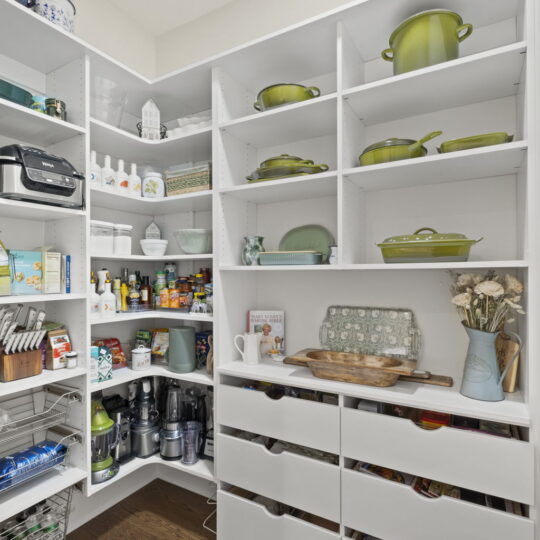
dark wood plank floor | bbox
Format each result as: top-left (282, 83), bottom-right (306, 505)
top-left (68, 480), bottom-right (215, 540)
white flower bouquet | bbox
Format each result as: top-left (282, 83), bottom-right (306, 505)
top-left (451, 272), bottom-right (525, 332)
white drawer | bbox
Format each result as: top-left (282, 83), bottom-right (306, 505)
top-left (341, 408), bottom-right (534, 504)
top-left (217, 490), bottom-right (340, 540)
top-left (219, 384), bottom-right (340, 452)
top-left (217, 433), bottom-right (340, 522)
top-left (342, 468), bottom-right (534, 540)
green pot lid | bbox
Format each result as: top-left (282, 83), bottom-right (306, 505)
top-left (256, 83), bottom-right (309, 98)
top-left (361, 137), bottom-right (418, 155)
top-left (388, 10), bottom-right (464, 45)
top-left (379, 227), bottom-right (474, 245)
top-left (91, 401), bottom-right (115, 433)
top-left (260, 154), bottom-right (313, 168)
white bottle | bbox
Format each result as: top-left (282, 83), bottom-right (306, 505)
top-left (129, 163), bottom-right (142, 198)
top-left (101, 155), bottom-right (116, 191)
top-left (90, 272), bottom-right (100, 318)
top-left (90, 151), bottom-right (102, 187)
top-left (116, 159), bottom-right (130, 195)
top-left (99, 273), bottom-right (116, 318)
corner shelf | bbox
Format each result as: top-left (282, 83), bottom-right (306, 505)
top-left (90, 311), bottom-right (213, 325)
top-left (0, 199), bottom-right (85, 221)
top-left (0, 293), bottom-right (86, 305)
top-left (91, 253), bottom-right (212, 262)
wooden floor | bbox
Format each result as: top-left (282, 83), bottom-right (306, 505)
top-left (68, 480), bottom-right (215, 540)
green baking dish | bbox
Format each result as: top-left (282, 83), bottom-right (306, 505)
top-left (377, 227), bottom-right (482, 263)
top-left (254, 84), bottom-right (320, 111)
top-left (259, 251), bottom-right (323, 265)
top-left (247, 154), bottom-right (329, 182)
top-left (438, 132), bottom-right (514, 153)
top-left (0, 79), bottom-right (33, 108)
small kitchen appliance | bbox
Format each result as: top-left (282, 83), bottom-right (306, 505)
top-left (182, 386), bottom-right (207, 459)
top-left (131, 378), bottom-right (160, 458)
top-left (0, 144), bottom-right (84, 208)
top-left (160, 383), bottom-right (183, 461)
top-left (102, 394), bottom-right (133, 464)
top-left (90, 400), bottom-right (120, 484)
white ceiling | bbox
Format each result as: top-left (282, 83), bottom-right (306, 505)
top-left (110, 0), bottom-right (235, 36)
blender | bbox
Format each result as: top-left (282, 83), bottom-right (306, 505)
top-left (160, 383), bottom-right (183, 461)
top-left (91, 400), bottom-right (120, 484)
top-left (131, 378), bottom-right (160, 458)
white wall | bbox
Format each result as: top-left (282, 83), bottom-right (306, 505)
top-left (74, 0), bottom-right (156, 77)
top-left (155, 0), bottom-right (353, 75)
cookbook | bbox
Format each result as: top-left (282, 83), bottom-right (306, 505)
top-left (248, 310), bottom-right (285, 357)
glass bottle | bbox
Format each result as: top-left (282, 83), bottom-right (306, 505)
top-left (242, 236), bottom-right (265, 265)
top-left (113, 278), bottom-right (122, 312)
top-left (154, 271), bottom-right (167, 309)
top-left (127, 274), bottom-right (141, 312)
top-left (99, 272), bottom-right (116, 318)
top-left (90, 271), bottom-right (100, 316)
top-left (140, 276), bottom-right (152, 310)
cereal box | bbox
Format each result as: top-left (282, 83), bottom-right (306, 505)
top-left (9, 250), bottom-right (42, 295)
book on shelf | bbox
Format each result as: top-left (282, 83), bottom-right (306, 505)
top-left (247, 310), bottom-right (285, 358)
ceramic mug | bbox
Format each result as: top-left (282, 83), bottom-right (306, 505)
top-left (234, 333), bottom-right (261, 365)
top-left (131, 346), bottom-right (151, 371)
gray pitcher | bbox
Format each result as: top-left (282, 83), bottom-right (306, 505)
top-left (242, 236), bottom-right (265, 265)
top-left (460, 325), bottom-right (521, 402)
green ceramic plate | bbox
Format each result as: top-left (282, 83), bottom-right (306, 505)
top-left (279, 224), bottom-right (335, 263)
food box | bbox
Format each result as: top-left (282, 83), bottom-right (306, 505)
top-left (90, 345), bottom-right (113, 383)
top-left (0, 239), bottom-right (10, 296)
top-left (165, 162), bottom-right (211, 196)
top-left (42, 251), bottom-right (62, 294)
top-left (92, 337), bottom-right (127, 370)
top-left (9, 250), bottom-right (42, 294)
top-left (46, 328), bottom-right (71, 370)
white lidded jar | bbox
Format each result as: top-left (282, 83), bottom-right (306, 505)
top-left (90, 220), bottom-right (114, 255)
top-left (113, 223), bottom-right (133, 255)
top-left (129, 163), bottom-right (142, 198)
top-left (101, 155), bottom-right (116, 191)
top-left (90, 150), bottom-right (102, 187)
top-left (142, 171), bottom-right (165, 198)
top-left (116, 159), bottom-right (130, 195)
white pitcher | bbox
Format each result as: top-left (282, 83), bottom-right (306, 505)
top-left (234, 333), bottom-right (262, 365)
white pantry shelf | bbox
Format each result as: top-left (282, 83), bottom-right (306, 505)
top-left (90, 311), bottom-right (213, 325)
top-left (343, 41), bottom-right (526, 125)
top-left (90, 118), bottom-right (212, 167)
top-left (91, 366), bottom-right (212, 392)
top-left (220, 93), bottom-right (337, 147)
top-left (0, 198), bottom-right (85, 221)
top-left (0, 367), bottom-right (87, 398)
top-left (0, 466), bottom-right (87, 522)
top-left (90, 188), bottom-right (212, 215)
top-left (219, 171), bottom-right (337, 204)
top-left (91, 253), bottom-right (212, 262)
top-left (218, 360), bottom-right (530, 427)
top-left (0, 293), bottom-right (86, 304)
top-left (0, 97), bottom-right (85, 146)
top-left (343, 141), bottom-right (527, 191)
top-left (87, 455), bottom-right (215, 496)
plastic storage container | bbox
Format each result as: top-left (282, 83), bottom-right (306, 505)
top-left (113, 223), bottom-right (133, 255)
top-left (90, 220), bottom-right (114, 255)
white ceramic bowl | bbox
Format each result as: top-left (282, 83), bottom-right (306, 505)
top-left (34, 0), bottom-right (75, 32)
top-left (140, 239), bottom-right (168, 257)
top-left (173, 229), bottom-right (212, 254)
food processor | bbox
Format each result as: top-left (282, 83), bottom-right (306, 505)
top-left (91, 400), bottom-right (120, 484)
top-left (160, 383), bottom-right (183, 461)
top-left (131, 378), bottom-right (160, 458)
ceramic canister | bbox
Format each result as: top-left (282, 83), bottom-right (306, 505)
top-left (131, 346), bottom-right (151, 371)
top-left (167, 327), bottom-right (196, 373)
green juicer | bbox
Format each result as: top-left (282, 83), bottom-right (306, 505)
top-left (91, 400), bottom-right (120, 484)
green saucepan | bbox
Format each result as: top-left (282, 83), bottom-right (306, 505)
top-left (382, 10), bottom-right (473, 75)
top-left (254, 84), bottom-right (320, 111)
top-left (438, 132), bottom-right (514, 153)
top-left (377, 227), bottom-right (483, 263)
top-left (359, 130), bottom-right (442, 166)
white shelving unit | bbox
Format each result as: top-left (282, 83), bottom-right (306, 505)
top-left (0, 0), bottom-right (538, 538)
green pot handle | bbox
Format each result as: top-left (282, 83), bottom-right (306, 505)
top-left (253, 102), bottom-right (262, 111)
top-left (307, 87), bottom-right (321, 98)
top-left (381, 48), bottom-right (394, 61)
top-left (314, 164), bottom-right (329, 172)
top-left (413, 227), bottom-right (438, 235)
top-left (456, 23), bottom-right (473, 42)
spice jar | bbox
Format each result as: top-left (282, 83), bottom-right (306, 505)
top-left (160, 288), bottom-right (170, 308)
top-left (45, 98), bottom-right (67, 121)
top-left (169, 288), bottom-right (180, 308)
top-left (65, 351), bottom-right (78, 369)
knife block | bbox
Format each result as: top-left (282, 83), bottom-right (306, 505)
top-left (0, 349), bottom-right (42, 382)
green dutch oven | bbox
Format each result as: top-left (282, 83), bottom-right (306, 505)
top-left (377, 227), bottom-right (482, 263)
top-left (260, 154), bottom-right (314, 168)
top-left (254, 83), bottom-right (320, 111)
top-left (438, 132), bottom-right (514, 153)
top-left (359, 130), bottom-right (442, 166)
top-left (247, 154), bottom-right (329, 182)
top-left (382, 10), bottom-right (473, 75)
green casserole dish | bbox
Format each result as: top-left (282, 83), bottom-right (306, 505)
top-left (247, 154), bottom-right (329, 182)
top-left (438, 132), bottom-right (514, 153)
top-left (377, 227), bottom-right (482, 263)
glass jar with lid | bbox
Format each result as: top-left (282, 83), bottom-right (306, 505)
top-left (142, 171), bottom-right (165, 198)
top-left (113, 223), bottom-right (133, 255)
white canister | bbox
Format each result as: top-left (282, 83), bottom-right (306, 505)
top-left (113, 224), bottom-right (133, 255)
top-left (142, 172), bottom-right (165, 198)
top-left (131, 346), bottom-right (151, 371)
top-left (90, 220), bottom-right (114, 255)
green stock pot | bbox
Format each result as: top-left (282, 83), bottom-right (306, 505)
top-left (377, 227), bottom-right (482, 263)
top-left (438, 132), bottom-right (514, 153)
top-left (359, 130), bottom-right (442, 166)
top-left (382, 10), bottom-right (473, 75)
top-left (254, 84), bottom-right (320, 111)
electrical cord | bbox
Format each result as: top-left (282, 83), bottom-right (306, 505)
top-left (202, 489), bottom-right (217, 534)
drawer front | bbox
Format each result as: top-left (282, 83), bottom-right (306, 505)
top-left (341, 408), bottom-right (534, 503)
top-left (342, 469), bottom-right (534, 540)
top-left (217, 433), bottom-right (340, 522)
top-left (219, 385), bottom-right (340, 453)
top-left (217, 490), bottom-right (340, 540)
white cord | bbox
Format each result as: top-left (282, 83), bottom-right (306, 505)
top-left (202, 488), bottom-right (217, 534)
